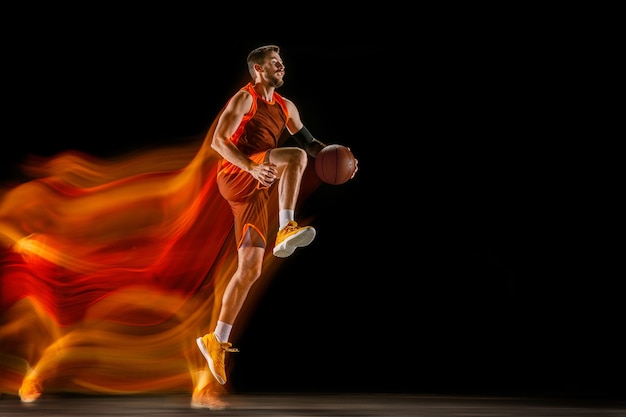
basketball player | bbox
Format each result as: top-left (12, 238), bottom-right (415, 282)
top-left (193, 45), bottom-right (357, 408)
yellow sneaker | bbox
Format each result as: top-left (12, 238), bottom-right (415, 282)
top-left (273, 221), bottom-right (316, 258)
top-left (18, 376), bottom-right (42, 403)
top-left (196, 333), bottom-right (238, 385)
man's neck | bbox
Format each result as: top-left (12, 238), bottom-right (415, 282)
top-left (253, 83), bottom-right (275, 102)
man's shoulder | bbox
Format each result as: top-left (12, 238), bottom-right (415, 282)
top-left (230, 88), bottom-right (254, 105)
top-left (274, 92), bottom-right (292, 107)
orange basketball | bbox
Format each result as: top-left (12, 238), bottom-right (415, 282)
top-left (315, 144), bottom-right (357, 185)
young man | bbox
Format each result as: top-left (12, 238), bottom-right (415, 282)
top-left (195, 45), bottom-right (357, 395)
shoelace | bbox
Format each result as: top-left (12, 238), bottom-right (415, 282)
top-left (220, 343), bottom-right (239, 353)
top-left (282, 222), bottom-right (299, 233)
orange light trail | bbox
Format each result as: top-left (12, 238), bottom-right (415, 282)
top-left (0, 122), bottom-right (321, 398)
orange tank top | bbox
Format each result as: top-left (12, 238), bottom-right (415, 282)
top-left (219, 83), bottom-right (289, 175)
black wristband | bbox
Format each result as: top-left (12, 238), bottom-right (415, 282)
top-left (292, 126), bottom-right (315, 145)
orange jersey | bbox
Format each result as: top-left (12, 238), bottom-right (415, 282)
top-left (219, 82), bottom-right (289, 175)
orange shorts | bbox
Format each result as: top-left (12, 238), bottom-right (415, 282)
top-left (216, 151), bottom-right (271, 248)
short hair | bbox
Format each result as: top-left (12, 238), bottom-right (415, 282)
top-left (247, 45), bottom-right (280, 79)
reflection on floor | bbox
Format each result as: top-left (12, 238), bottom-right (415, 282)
top-left (1, 393), bottom-right (625, 417)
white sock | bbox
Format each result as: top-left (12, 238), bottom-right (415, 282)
top-left (214, 321), bottom-right (232, 343)
top-left (279, 209), bottom-right (295, 229)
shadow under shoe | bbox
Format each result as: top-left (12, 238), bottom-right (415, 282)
top-left (190, 387), bottom-right (229, 410)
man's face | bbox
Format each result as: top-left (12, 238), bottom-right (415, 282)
top-left (261, 52), bottom-right (285, 88)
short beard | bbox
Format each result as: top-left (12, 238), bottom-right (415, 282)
top-left (269, 77), bottom-right (284, 88)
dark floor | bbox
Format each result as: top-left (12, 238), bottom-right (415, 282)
top-left (0, 393), bottom-right (624, 417)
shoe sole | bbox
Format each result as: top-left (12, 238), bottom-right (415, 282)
top-left (273, 227), bottom-right (316, 258)
top-left (196, 337), bottom-right (226, 385)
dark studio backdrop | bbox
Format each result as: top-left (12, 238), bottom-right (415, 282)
top-left (2, 23), bottom-right (622, 401)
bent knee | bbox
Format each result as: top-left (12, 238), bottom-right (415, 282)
top-left (270, 147), bottom-right (308, 168)
top-left (287, 147), bottom-right (308, 167)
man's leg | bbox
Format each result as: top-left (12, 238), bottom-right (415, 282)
top-left (197, 240), bottom-right (265, 384)
top-left (268, 148), bottom-right (316, 257)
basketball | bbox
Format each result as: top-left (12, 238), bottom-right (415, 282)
top-left (314, 144), bottom-right (357, 185)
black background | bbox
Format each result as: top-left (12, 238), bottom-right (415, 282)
top-left (2, 13), bottom-right (622, 400)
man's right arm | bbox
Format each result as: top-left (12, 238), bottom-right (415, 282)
top-left (211, 91), bottom-right (255, 172)
top-left (211, 91), bottom-right (278, 187)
